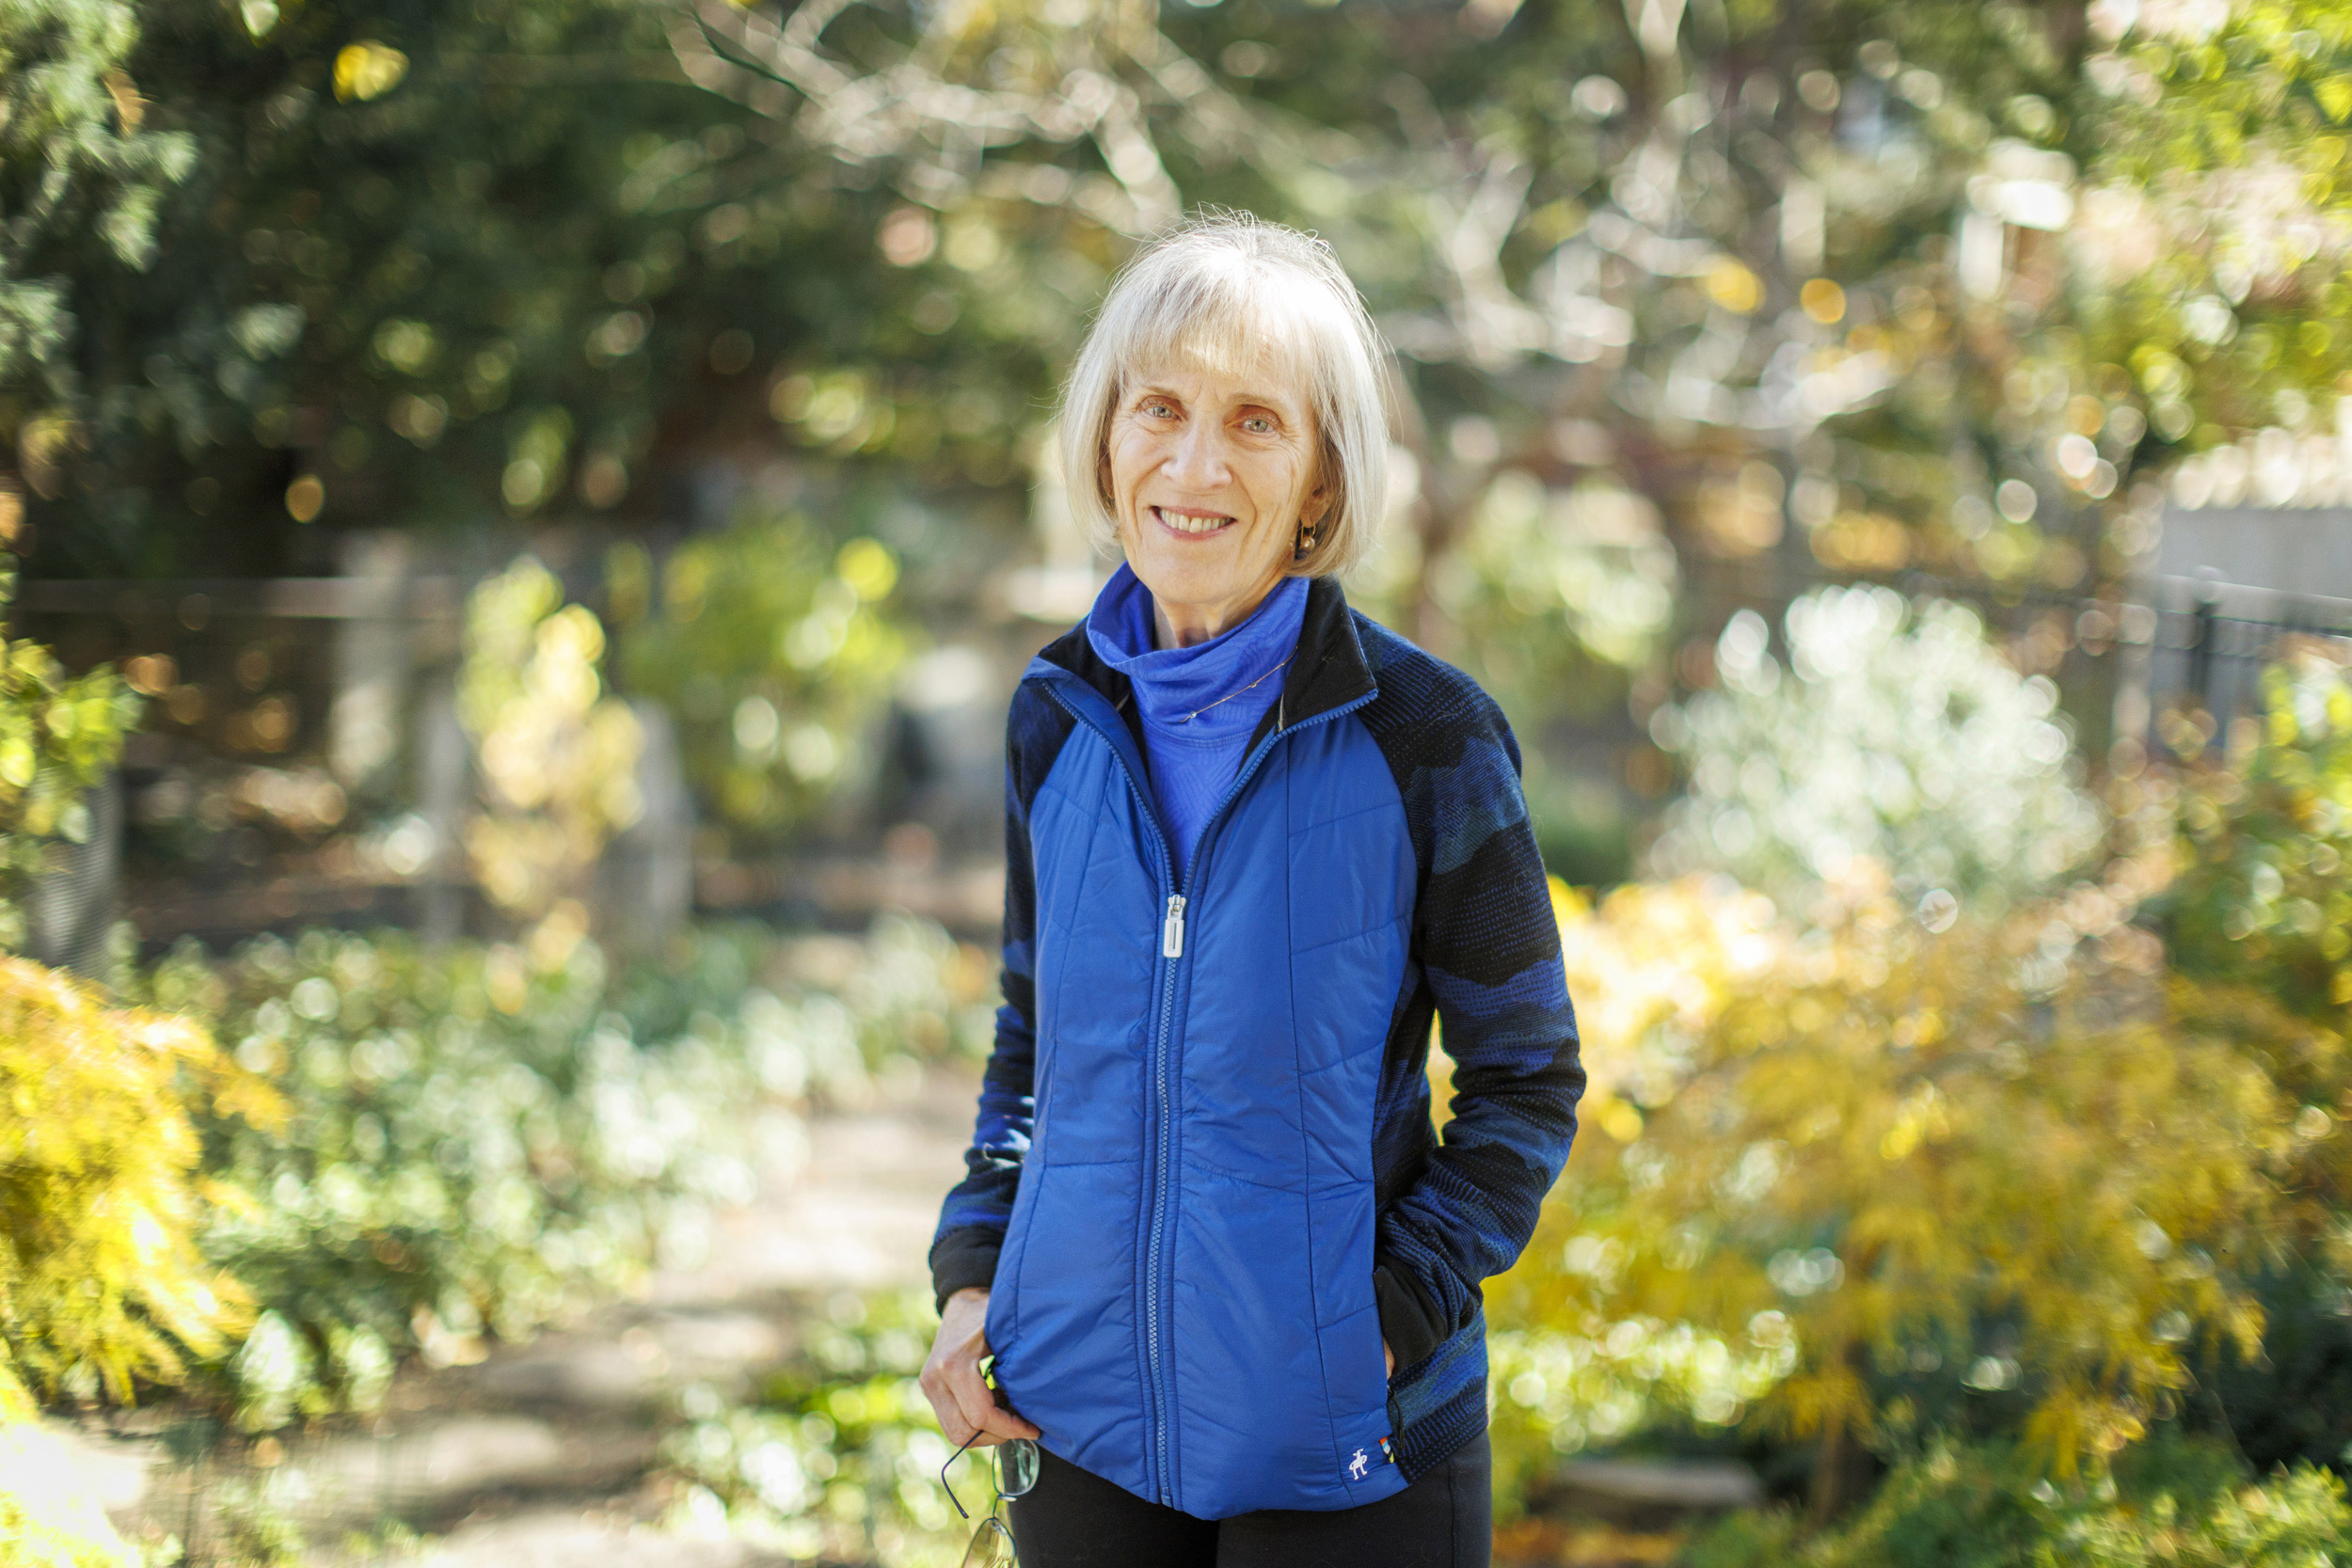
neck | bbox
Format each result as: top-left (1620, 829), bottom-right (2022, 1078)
top-left (1152, 576), bottom-right (1286, 649)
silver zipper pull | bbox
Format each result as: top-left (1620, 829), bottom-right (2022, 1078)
top-left (1162, 894), bottom-right (1187, 958)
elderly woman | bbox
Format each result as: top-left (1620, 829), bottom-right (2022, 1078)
top-left (921, 214), bottom-right (1583, 1566)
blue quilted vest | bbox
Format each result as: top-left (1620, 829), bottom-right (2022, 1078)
top-left (933, 578), bottom-right (1582, 1519)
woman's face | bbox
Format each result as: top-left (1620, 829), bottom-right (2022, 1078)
top-left (1104, 354), bottom-right (1330, 648)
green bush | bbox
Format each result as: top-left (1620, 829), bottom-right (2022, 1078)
top-left (1652, 587), bottom-right (2104, 912)
top-left (1684, 1435), bottom-right (2352, 1568)
top-left (118, 915), bottom-right (987, 1429)
top-left (613, 520), bottom-right (908, 843)
top-left (2168, 646), bottom-right (2352, 1025)
top-left (660, 1289), bottom-right (963, 1568)
top-left (0, 561), bottom-right (142, 952)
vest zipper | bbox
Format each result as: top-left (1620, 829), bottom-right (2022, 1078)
top-left (1039, 672), bottom-right (1377, 1511)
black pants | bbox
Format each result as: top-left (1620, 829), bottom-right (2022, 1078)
top-left (1007, 1433), bottom-right (1491, 1568)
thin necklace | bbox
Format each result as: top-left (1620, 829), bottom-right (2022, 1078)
top-left (1174, 655), bottom-right (1292, 723)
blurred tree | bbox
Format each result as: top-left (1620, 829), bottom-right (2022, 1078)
top-left (456, 557), bottom-right (644, 936)
top-left (612, 520), bottom-right (906, 841)
top-left (0, 0), bottom-right (195, 526)
top-left (649, 0), bottom-right (2270, 760)
top-left (29, 0), bottom-right (1066, 577)
top-left (2078, 1), bottom-right (2352, 465)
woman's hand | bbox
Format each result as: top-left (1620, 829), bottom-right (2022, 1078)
top-left (921, 1288), bottom-right (1043, 1449)
top-left (1384, 1338), bottom-right (1395, 1378)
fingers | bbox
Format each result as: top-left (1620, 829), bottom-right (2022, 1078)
top-left (920, 1288), bottom-right (1042, 1447)
top-left (977, 1397), bottom-right (1042, 1443)
top-left (943, 1354), bottom-right (1003, 1446)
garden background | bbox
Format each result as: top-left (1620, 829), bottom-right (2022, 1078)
top-left (8, 0), bottom-right (2352, 1561)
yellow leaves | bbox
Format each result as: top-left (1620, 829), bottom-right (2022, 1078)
top-left (0, 955), bottom-right (274, 1414)
top-left (458, 560), bottom-right (645, 922)
top-left (2318, 73), bottom-right (2352, 123)
top-left (1801, 277), bottom-right (1848, 324)
top-left (834, 537), bottom-right (899, 602)
top-left (1878, 1084), bottom-right (1950, 1163)
top-left (333, 41), bottom-right (408, 103)
top-left (1703, 257), bottom-right (1763, 314)
top-left (1513, 879), bottom-right (2313, 1477)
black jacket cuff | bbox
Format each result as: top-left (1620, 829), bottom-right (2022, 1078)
top-left (1374, 1262), bottom-right (1449, 1372)
top-left (930, 1228), bottom-right (1004, 1314)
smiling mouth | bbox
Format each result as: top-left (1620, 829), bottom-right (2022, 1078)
top-left (1152, 506), bottom-right (1236, 536)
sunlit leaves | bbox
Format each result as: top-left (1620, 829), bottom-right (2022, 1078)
top-left (457, 559), bottom-right (645, 928)
top-left (617, 517), bottom-right (907, 840)
top-left (331, 41), bottom-right (408, 103)
top-left (0, 569), bottom-right (140, 951)
top-left (1497, 879), bottom-right (2296, 1482)
top-left (0, 0), bottom-right (193, 471)
top-left (0, 954), bottom-right (278, 1419)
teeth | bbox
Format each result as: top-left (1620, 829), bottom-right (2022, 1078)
top-left (1155, 507), bottom-right (1232, 535)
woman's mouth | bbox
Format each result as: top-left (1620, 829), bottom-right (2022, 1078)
top-left (1152, 506), bottom-right (1235, 536)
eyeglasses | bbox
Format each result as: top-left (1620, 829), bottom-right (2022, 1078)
top-left (940, 1429), bottom-right (1040, 1568)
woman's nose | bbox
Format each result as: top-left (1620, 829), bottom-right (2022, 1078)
top-left (1165, 420), bottom-right (1231, 488)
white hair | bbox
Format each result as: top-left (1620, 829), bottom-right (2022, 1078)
top-left (1057, 212), bottom-right (1391, 578)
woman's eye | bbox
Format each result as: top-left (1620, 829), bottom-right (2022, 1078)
top-left (1143, 401), bottom-right (1176, 419)
top-left (1242, 416), bottom-right (1274, 434)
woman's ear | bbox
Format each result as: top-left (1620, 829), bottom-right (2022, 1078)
top-left (1301, 472), bottom-right (1335, 531)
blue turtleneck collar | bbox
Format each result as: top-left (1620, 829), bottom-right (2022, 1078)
top-left (1082, 563), bottom-right (1308, 876)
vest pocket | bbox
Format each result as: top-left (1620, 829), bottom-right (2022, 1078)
top-left (986, 1161), bottom-right (1048, 1356)
top-left (1309, 1183), bottom-right (1391, 1425)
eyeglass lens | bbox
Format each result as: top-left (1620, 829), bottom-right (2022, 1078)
top-left (996, 1437), bottom-right (1041, 1498)
top-left (961, 1516), bottom-right (1017, 1568)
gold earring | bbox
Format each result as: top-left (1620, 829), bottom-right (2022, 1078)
top-left (1295, 522), bottom-right (1317, 559)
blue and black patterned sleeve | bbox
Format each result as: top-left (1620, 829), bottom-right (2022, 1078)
top-left (1360, 633), bottom-right (1584, 1362)
top-left (928, 686), bottom-right (1071, 1311)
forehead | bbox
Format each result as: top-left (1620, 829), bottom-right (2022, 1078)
top-left (1113, 263), bottom-right (1330, 415)
top-left (1123, 342), bottom-right (1309, 413)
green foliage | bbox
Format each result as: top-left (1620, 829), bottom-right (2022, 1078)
top-left (1366, 469), bottom-right (1678, 721)
top-left (145, 926), bottom-right (764, 1425)
top-left (1652, 589), bottom-right (2104, 911)
top-left (113, 915), bottom-right (987, 1429)
top-left (615, 521), bottom-right (908, 841)
top-left (2169, 647), bottom-right (2352, 1024)
top-left (0, 563), bottom-right (139, 950)
top-left (1684, 1435), bottom-right (2352, 1568)
top-left (660, 1289), bottom-right (965, 1567)
top-left (0, 0), bottom-right (195, 491)
top-left (2078, 1), bottom-right (2352, 447)
top-left (0, 952), bottom-right (277, 1419)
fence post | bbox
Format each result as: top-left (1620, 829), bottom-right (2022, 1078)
top-left (2186, 589), bottom-right (2219, 718)
top-left (24, 770), bottom-right (123, 978)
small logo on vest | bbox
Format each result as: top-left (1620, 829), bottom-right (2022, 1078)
top-left (1346, 1448), bottom-right (1369, 1481)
